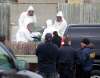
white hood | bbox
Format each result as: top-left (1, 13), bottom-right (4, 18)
top-left (27, 5), bottom-right (34, 12)
top-left (18, 5), bottom-right (37, 31)
top-left (54, 11), bottom-right (67, 37)
top-left (56, 11), bottom-right (65, 22)
top-left (57, 11), bottom-right (63, 17)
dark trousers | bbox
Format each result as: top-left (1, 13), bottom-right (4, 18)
top-left (81, 70), bottom-right (91, 78)
top-left (59, 70), bottom-right (73, 78)
top-left (57, 63), bottom-right (74, 78)
top-left (75, 64), bottom-right (91, 78)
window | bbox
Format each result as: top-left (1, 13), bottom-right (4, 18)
top-left (69, 26), bottom-right (100, 49)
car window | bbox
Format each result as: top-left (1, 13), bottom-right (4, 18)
top-left (69, 27), bottom-right (100, 38)
top-left (0, 46), bottom-right (12, 70)
top-left (65, 26), bottom-right (100, 49)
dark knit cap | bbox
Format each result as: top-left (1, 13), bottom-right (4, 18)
top-left (81, 38), bottom-right (90, 45)
top-left (45, 33), bottom-right (52, 42)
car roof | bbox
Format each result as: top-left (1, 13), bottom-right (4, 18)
top-left (68, 24), bottom-right (100, 28)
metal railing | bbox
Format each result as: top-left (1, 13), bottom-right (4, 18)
top-left (7, 41), bottom-right (37, 55)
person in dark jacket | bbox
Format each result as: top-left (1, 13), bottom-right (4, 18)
top-left (57, 36), bottom-right (76, 78)
top-left (52, 31), bottom-right (61, 48)
top-left (36, 33), bottom-right (58, 78)
top-left (77, 38), bottom-right (94, 78)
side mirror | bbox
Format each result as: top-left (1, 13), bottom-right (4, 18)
top-left (16, 60), bottom-right (28, 70)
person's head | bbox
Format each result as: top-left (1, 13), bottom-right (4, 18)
top-left (56, 16), bottom-right (62, 22)
top-left (53, 31), bottom-right (58, 36)
top-left (24, 19), bottom-right (33, 32)
top-left (0, 33), bottom-right (6, 43)
top-left (27, 6), bottom-right (34, 16)
top-left (27, 23), bottom-right (33, 33)
top-left (45, 33), bottom-right (52, 42)
top-left (56, 11), bottom-right (63, 22)
top-left (63, 35), bottom-right (71, 45)
top-left (80, 38), bottom-right (90, 48)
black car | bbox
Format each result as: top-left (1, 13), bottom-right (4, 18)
top-left (64, 24), bottom-right (100, 78)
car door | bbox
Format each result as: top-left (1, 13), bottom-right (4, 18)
top-left (65, 26), bottom-right (100, 50)
top-left (0, 42), bottom-right (17, 70)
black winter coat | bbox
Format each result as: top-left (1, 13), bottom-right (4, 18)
top-left (36, 42), bottom-right (58, 73)
top-left (57, 44), bottom-right (77, 69)
top-left (52, 35), bottom-right (61, 48)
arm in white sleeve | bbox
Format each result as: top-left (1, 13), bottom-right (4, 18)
top-left (24, 30), bottom-right (33, 41)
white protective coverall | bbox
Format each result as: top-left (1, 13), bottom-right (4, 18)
top-left (54, 11), bottom-right (67, 37)
top-left (16, 20), bottom-right (33, 43)
top-left (41, 19), bottom-right (57, 41)
top-left (18, 5), bottom-right (37, 29)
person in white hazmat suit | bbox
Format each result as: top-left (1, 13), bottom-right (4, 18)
top-left (54, 11), bottom-right (67, 37)
top-left (41, 19), bottom-right (57, 41)
top-left (16, 20), bottom-right (34, 54)
top-left (16, 21), bottom-right (33, 43)
top-left (18, 5), bottom-right (37, 29)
